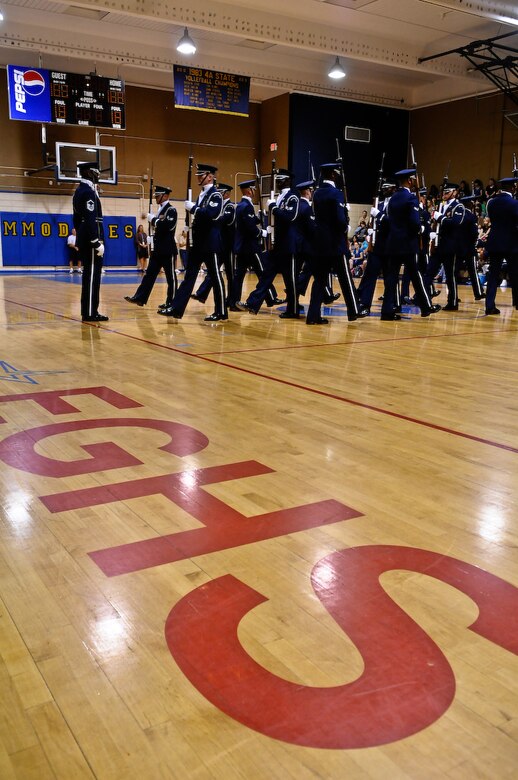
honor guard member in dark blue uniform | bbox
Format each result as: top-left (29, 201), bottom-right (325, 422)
top-left (294, 180), bottom-right (339, 311)
top-left (401, 186), bottom-right (433, 304)
top-left (382, 168), bottom-right (440, 320)
top-left (458, 194), bottom-right (485, 301)
top-left (124, 185), bottom-right (177, 308)
top-left (236, 169), bottom-right (300, 317)
top-left (424, 182), bottom-right (465, 311)
top-left (296, 179), bottom-right (329, 324)
top-left (160, 163), bottom-right (226, 321)
top-left (312, 163), bottom-right (364, 322)
top-left (73, 162), bottom-right (108, 322)
top-left (358, 179), bottom-right (395, 312)
top-left (192, 183), bottom-right (235, 303)
top-left (484, 177), bottom-right (518, 315)
top-left (228, 179), bottom-right (281, 309)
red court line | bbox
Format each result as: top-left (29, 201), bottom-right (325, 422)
top-left (4, 297), bottom-right (518, 456)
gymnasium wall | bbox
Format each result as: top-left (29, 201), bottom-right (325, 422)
top-left (409, 93), bottom-right (518, 188)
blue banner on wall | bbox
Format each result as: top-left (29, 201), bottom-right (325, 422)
top-left (1, 213), bottom-right (137, 267)
top-left (173, 65), bottom-right (250, 117)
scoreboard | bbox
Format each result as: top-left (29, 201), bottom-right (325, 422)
top-left (7, 65), bottom-right (125, 129)
top-left (49, 72), bottom-right (125, 129)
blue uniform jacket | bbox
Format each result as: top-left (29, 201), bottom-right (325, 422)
top-left (190, 185), bottom-right (224, 254)
top-left (371, 200), bottom-right (390, 256)
top-left (151, 202), bottom-right (177, 256)
top-left (220, 200), bottom-right (236, 256)
top-left (271, 188), bottom-right (300, 254)
top-left (295, 198), bottom-right (316, 256)
top-left (234, 198), bottom-right (262, 255)
top-left (457, 208), bottom-right (478, 258)
top-left (486, 193), bottom-right (518, 254)
top-left (313, 182), bottom-right (349, 255)
top-left (385, 187), bottom-right (420, 256)
top-left (436, 199), bottom-right (465, 256)
top-left (72, 180), bottom-right (103, 248)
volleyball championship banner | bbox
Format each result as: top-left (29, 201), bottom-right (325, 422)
top-left (1, 213), bottom-right (136, 267)
top-left (173, 65), bottom-right (250, 117)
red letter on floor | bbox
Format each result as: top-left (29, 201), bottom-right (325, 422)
top-left (165, 545), bottom-right (518, 748)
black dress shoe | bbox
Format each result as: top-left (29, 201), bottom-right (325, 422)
top-left (323, 293), bottom-right (341, 304)
top-left (402, 296), bottom-right (413, 305)
top-left (157, 303), bottom-right (170, 311)
top-left (235, 301), bottom-right (257, 314)
top-left (228, 305), bottom-right (240, 312)
top-left (125, 296), bottom-right (144, 306)
top-left (485, 307), bottom-right (500, 315)
top-left (357, 308), bottom-right (370, 318)
top-left (475, 293), bottom-right (486, 300)
top-left (191, 294), bottom-right (206, 303)
top-left (159, 307), bottom-right (182, 318)
top-left (442, 304), bottom-right (458, 311)
top-left (272, 297), bottom-right (285, 305)
top-left (204, 313), bottom-right (228, 321)
top-left (306, 317), bottom-right (329, 325)
top-left (431, 290), bottom-right (441, 298)
top-left (82, 313), bottom-right (109, 322)
top-left (421, 304), bottom-right (441, 318)
top-left (279, 312), bottom-right (300, 319)
top-left (380, 313), bottom-right (401, 321)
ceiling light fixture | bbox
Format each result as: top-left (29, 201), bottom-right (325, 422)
top-left (0, 10), bottom-right (4, 21)
top-left (328, 56), bottom-right (346, 79)
top-left (176, 27), bottom-right (196, 55)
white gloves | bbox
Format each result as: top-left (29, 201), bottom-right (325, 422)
top-left (184, 200), bottom-right (195, 211)
top-left (430, 231), bottom-right (437, 240)
top-left (370, 207), bottom-right (379, 217)
top-left (367, 228), bottom-right (374, 236)
top-left (433, 210), bottom-right (441, 221)
top-left (266, 225), bottom-right (274, 234)
top-left (147, 212), bottom-right (155, 222)
top-left (96, 242), bottom-right (105, 258)
top-left (261, 229), bottom-right (268, 238)
top-left (267, 198), bottom-right (276, 208)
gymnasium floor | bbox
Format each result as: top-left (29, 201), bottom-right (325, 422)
top-left (1, 269), bottom-right (517, 779)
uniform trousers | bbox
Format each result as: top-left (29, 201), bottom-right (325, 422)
top-left (194, 251), bottom-right (234, 302)
top-left (132, 250), bottom-right (176, 305)
top-left (400, 250), bottom-right (428, 300)
top-left (357, 252), bottom-right (382, 310)
top-left (79, 243), bottom-right (103, 319)
top-left (246, 251), bottom-right (298, 315)
top-left (318, 255), bottom-right (360, 320)
top-left (170, 249), bottom-right (227, 317)
top-left (305, 257), bottom-right (332, 322)
top-left (230, 252), bottom-right (278, 307)
top-left (382, 253), bottom-right (432, 316)
top-left (485, 253), bottom-right (518, 311)
top-left (457, 252), bottom-right (485, 299)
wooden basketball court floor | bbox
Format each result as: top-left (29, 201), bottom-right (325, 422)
top-left (1, 270), bottom-right (517, 780)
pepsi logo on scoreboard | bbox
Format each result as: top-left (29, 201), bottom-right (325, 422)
top-left (7, 65), bottom-right (52, 122)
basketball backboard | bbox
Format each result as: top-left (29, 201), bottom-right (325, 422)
top-left (55, 142), bottom-right (117, 184)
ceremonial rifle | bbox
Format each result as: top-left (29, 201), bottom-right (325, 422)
top-left (369, 151), bottom-right (385, 250)
top-left (267, 157), bottom-right (276, 251)
top-left (185, 152), bottom-right (193, 250)
top-left (433, 160), bottom-right (451, 249)
top-left (254, 158), bottom-right (267, 251)
top-left (335, 138), bottom-right (351, 246)
top-left (147, 163), bottom-right (154, 238)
